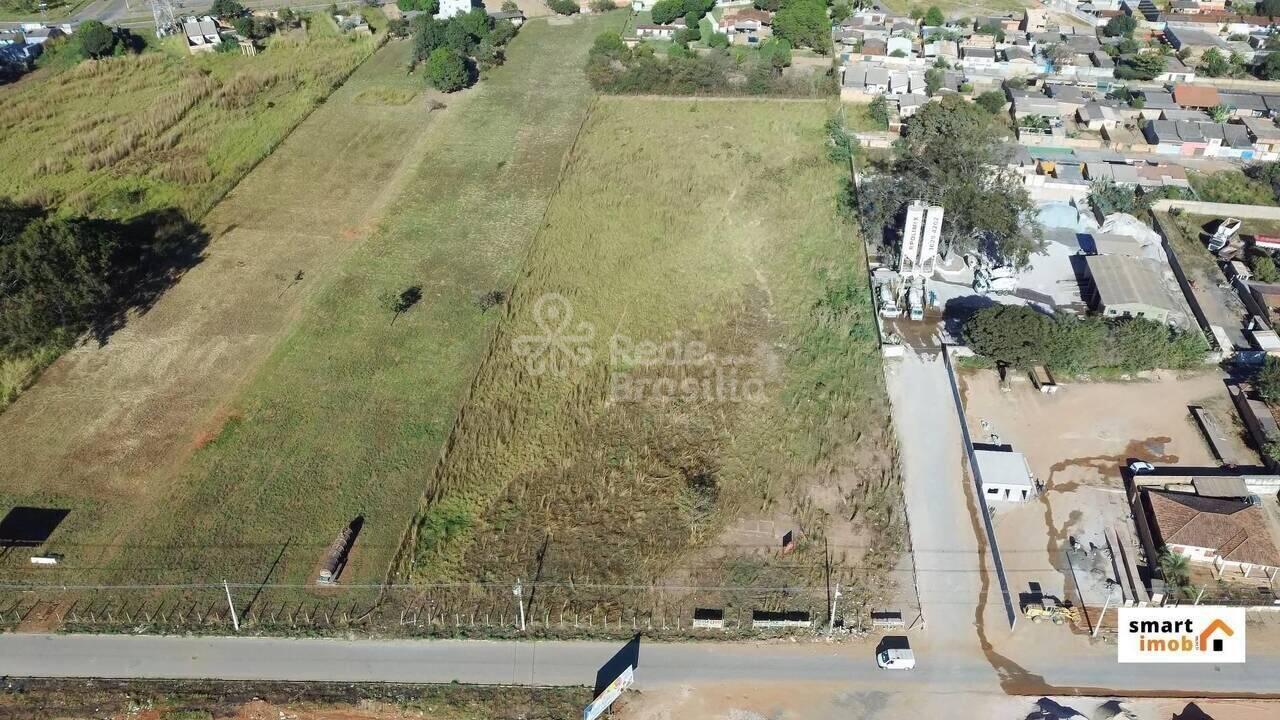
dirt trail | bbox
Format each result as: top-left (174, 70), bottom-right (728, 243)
top-left (0, 41), bottom-right (450, 531)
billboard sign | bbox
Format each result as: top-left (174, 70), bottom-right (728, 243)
top-left (1118, 607), bottom-right (1246, 663)
top-left (583, 665), bottom-right (635, 720)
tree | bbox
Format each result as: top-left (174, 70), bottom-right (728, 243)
top-left (78, 20), bottom-right (116, 59)
top-left (1262, 0), bottom-right (1280, 16)
top-left (1258, 51), bottom-right (1280, 80)
top-left (589, 0), bottom-right (616, 10)
top-left (1208, 104), bottom-right (1232, 123)
top-left (1042, 43), bottom-right (1074, 70)
top-left (1253, 253), bottom-right (1280, 283)
top-left (474, 37), bottom-right (503, 71)
top-left (413, 17), bottom-right (450, 62)
top-left (826, 111), bottom-right (858, 162)
top-left (758, 37), bottom-right (791, 70)
top-left (754, 0), bottom-right (782, 10)
top-left (426, 47), bottom-right (470, 92)
top-left (682, 11), bottom-right (702, 42)
top-left (923, 5), bottom-right (944, 26)
top-left (444, 20), bottom-right (476, 53)
top-left (1087, 178), bottom-right (1140, 217)
top-left (458, 7), bottom-right (493, 42)
top-left (1198, 48), bottom-right (1231, 77)
top-left (831, 1), bottom-right (852, 23)
top-left (590, 30), bottom-right (629, 60)
top-left (547, 0), bottom-right (580, 14)
top-left (651, 0), bottom-right (683, 24)
top-left (502, 0), bottom-right (519, 10)
top-left (707, 31), bottom-right (730, 49)
top-left (209, 0), bottom-right (246, 17)
top-left (1116, 52), bottom-right (1166, 81)
top-left (1102, 14), bottom-right (1136, 37)
top-left (490, 18), bottom-right (517, 45)
top-left (1257, 355), bottom-right (1280, 402)
top-left (858, 98), bottom-right (1043, 268)
top-left (924, 66), bottom-right (943, 95)
top-left (772, 0), bottom-right (831, 53)
top-left (975, 90), bottom-right (1005, 114)
top-left (1158, 549), bottom-right (1192, 598)
top-left (867, 94), bottom-right (889, 129)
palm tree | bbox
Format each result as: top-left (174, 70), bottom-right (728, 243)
top-left (1159, 548), bottom-right (1192, 598)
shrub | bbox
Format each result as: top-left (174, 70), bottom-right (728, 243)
top-left (547, 0), bottom-right (580, 14)
top-left (589, 0), bottom-right (616, 10)
top-left (426, 47), bottom-right (470, 91)
top-left (78, 20), bottom-right (116, 59)
top-left (975, 90), bottom-right (1005, 114)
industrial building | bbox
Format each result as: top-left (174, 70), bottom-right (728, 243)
top-left (1082, 254), bottom-right (1190, 327)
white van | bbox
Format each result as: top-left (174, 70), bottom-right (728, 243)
top-left (876, 647), bottom-right (916, 670)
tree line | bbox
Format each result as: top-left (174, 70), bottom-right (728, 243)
top-left (962, 305), bottom-right (1207, 375)
top-left (0, 201), bottom-right (206, 356)
top-left (584, 31), bottom-right (833, 97)
top-left (409, 8), bottom-right (519, 91)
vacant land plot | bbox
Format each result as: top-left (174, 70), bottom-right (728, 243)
top-left (0, 14), bottom-right (630, 597)
top-left (0, 19), bottom-right (379, 407)
top-left (878, 0), bottom-right (1030, 17)
top-left (401, 97), bottom-right (903, 618)
top-left (0, 35), bottom-right (445, 584)
top-left (0, 21), bottom-right (376, 220)
top-left (1154, 211), bottom-right (1249, 349)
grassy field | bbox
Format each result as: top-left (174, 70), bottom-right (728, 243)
top-left (0, 13), bottom-right (629, 591)
top-left (877, 0), bottom-right (1030, 18)
top-left (402, 97), bottom-right (903, 616)
top-left (0, 30), bottom-right (444, 586)
top-left (0, 17), bottom-right (379, 408)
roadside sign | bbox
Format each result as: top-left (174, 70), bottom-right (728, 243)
top-left (582, 665), bottom-right (634, 720)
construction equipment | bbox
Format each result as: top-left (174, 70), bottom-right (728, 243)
top-left (1022, 598), bottom-right (1080, 625)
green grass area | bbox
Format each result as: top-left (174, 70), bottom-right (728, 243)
top-left (0, 24), bottom-right (377, 221)
top-left (0, 22), bottom-right (380, 411)
top-left (1189, 169), bottom-right (1280, 207)
top-left (877, 0), bottom-right (1030, 17)
top-left (69, 14), bottom-right (629, 588)
top-left (403, 97), bottom-right (901, 612)
top-left (0, 0), bottom-right (90, 21)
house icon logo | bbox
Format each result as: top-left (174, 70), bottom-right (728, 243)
top-left (1199, 618), bottom-right (1233, 653)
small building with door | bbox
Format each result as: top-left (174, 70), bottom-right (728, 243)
top-left (974, 448), bottom-right (1037, 503)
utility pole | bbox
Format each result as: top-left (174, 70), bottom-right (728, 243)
top-left (514, 579), bottom-right (526, 632)
top-left (1194, 585), bottom-right (1206, 605)
top-left (1092, 586), bottom-right (1116, 639)
top-left (224, 580), bottom-right (240, 632)
top-left (828, 583), bottom-right (842, 637)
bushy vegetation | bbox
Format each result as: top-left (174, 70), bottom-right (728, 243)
top-left (962, 305), bottom-right (1207, 374)
top-left (1086, 178), bottom-right (1192, 218)
top-left (772, 0), bottom-right (832, 53)
top-left (1115, 53), bottom-right (1166, 81)
top-left (856, 97), bottom-right (1042, 269)
top-left (1256, 355), bottom-right (1280, 402)
top-left (411, 9), bottom-right (519, 89)
top-left (585, 30), bottom-right (833, 97)
top-left (1189, 169), bottom-right (1279, 207)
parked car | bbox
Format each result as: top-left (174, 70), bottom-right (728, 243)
top-left (876, 638), bottom-right (916, 670)
top-left (1128, 460), bottom-right (1155, 474)
top-left (1209, 218), bottom-right (1242, 253)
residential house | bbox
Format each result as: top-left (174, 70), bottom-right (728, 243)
top-left (1172, 83), bottom-right (1221, 110)
top-left (897, 92), bottom-right (927, 118)
top-left (1013, 94), bottom-right (1062, 119)
top-left (1199, 122), bottom-right (1256, 158)
top-left (1021, 7), bottom-right (1048, 32)
top-left (1156, 57), bottom-right (1197, 84)
top-left (862, 38), bottom-right (888, 56)
top-left (1219, 92), bottom-right (1268, 118)
top-left (885, 34), bottom-right (913, 57)
top-left (1084, 161), bottom-right (1141, 184)
top-left (1078, 102), bottom-right (1122, 129)
top-left (1263, 95), bottom-right (1280, 118)
top-left (436, 0), bottom-right (472, 19)
top-left (1004, 45), bottom-right (1039, 70)
top-left (841, 62), bottom-right (891, 99)
top-left (962, 46), bottom-right (996, 66)
top-left (1140, 90), bottom-right (1180, 113)
top-left (488, 9), bottom-right (526, 26)
top-left (1090, 50), bottom-right (1114, 69)
top-left (1141, 489), bottom-right (1280, 581)
top-left (1082, 254), bottom-right (1190, 326)
top-left (922, 39), bottom-right (959, 60)
top-left (714, 8), bottom-right (773, 46)
top-left (18, 24), bottom-right (67, 45)
top-left (0, 41), bottom-right (39, 70)
top-left (1135, 161), bottom-right (1191, 188)
top-left (183, 16), bottom-right (222, 54)
top-left (960, 33), bottom-right (996, 49)
top-left (1243, 115), bottom-right (1280, 153)
top-left (1164, 26), bottom-right (1230, 61)
top-left (635, 17), bottom-right (687, 40)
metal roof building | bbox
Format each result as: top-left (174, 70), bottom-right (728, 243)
top-left (1083, 254), bottom-right (1190, 327)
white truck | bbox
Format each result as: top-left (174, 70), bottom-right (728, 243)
top-left (1208, 218), bottom-right (1242, 254)
top-left (877, 645), bottom-right (916, 670)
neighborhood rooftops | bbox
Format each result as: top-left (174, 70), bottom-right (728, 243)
top-left (1147, 490), bottom-right (1280, 569)
top-left (1173, 83), bottom-right (1221, 109)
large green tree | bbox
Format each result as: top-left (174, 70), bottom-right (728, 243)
top-left (772, 0), bottom-right (831, 53)
top-left (1116, 53), bottom-right (1166, 81)
top-left (1102, 14), bottom-right (1136, 37)
top-left (1198, 48), bottom-right (1231, 77)
top-left (857, 97), bottom-right (1043, 268)
top-left (923, 6), bottom-right (944, 26)
top-left (426, 47), bottom-right (470, 92)
top-left (78, 20), bottom-right (116, 59)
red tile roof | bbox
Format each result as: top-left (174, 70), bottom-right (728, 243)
top-left (1147, 491), bottom-right (1280, 568)
top-left (1173, 84), bottom-right (1221, 109)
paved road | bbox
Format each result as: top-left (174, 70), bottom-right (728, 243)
top-left (2, 633), bottom-right (1280, 697)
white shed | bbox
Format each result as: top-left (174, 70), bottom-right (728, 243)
top-left (974, 449), bottom-right (1036, 502)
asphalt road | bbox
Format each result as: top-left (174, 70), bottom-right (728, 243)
top-left (3, 633), bottom-right (1280, 697)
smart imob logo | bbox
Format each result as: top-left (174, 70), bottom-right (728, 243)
top-left (1118, 607), bottom-right (1246, 663)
